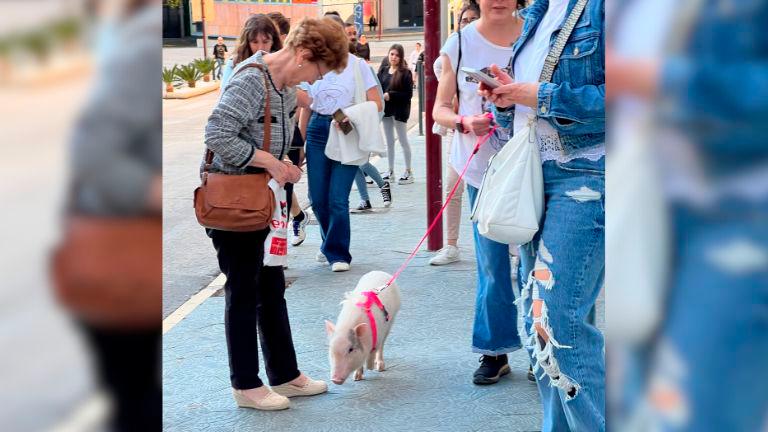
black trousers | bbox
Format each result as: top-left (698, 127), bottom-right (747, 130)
top-left (209, 228), bottom-right (300, 389)
top-left (80, 323), bottom-right (161, 432)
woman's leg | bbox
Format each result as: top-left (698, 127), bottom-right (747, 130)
top-left (324, 161), bottom-right (360, 264)
top-left (444, 163), bottom-right (463, 247)
top-left (382, 117), bottom-right (396, 174)
top-left (305, 115), bottom-right (333, 249)
top-left (354, 168), bottom-right (370, 202)
top-left (209, 229), bottom-right (276, 390)
top-left (256, 264), bottom-right (301, 386)
top-left (394, 119), bottom-right (412, 171)
top-left (361, 162), bottom-right (386, 187)
top-left (466, 186), bottom-right (522, 358)
top-left (518, 158), bottom-right (606, 432)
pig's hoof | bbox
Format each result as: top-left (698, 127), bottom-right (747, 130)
top-left (354, 371), bottom-right (364, 381)
top-left (375, 361), bottom-right (386, 372)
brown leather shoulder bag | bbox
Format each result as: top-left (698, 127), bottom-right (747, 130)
top-left (194, 63), bottom-right (275, 232)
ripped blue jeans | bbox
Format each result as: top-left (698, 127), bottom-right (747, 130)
top-left (518, 157), bottom-right (605, 432)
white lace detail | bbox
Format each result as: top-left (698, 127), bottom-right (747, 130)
top-left (536, 119), bottom-right (605, 163)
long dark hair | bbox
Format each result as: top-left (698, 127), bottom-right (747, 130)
top-left (387, 44), bottom-right (411, 91)
top-left (233, 14), bottom-right (283, 67)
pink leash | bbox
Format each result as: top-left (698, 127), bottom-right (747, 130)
top-left (357, 115), bottom-right (498, 352)
top-left (379, 114), bottom-right (498, 292)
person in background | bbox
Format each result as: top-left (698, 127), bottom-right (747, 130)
top-left (203, 17), bottom-right (349, 411)
top-left (299, 14), bottom-right (383, 272)
top-left (379, 44), bottom-right (414, 184)
top-left (220, 14), bottom-right (282, 88)
top-left (409, 42), bottom-right (423, 74)
top-left (356, 34), bottom-right (371, 62)
top-left (212, 36), bottom-right (228, 80)
top-left (369, 15), bottom-right (377, 32)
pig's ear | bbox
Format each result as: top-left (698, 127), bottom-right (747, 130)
top-left (325, 320), bottom-right (336, 337)
top-left (353, 322), bottom-right (371, 343)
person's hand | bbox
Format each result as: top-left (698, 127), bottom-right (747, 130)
top-left (478, 64), bottom-right (539, 109)
top-left (477, 64), bottom-right (514, 97)
top-left (282, 159), bottom-right (302, 183)
top-left (286, 164), bottom-right (302, 184)
top-left (266, 158), bottom-right (291, 186)
top-left (383, 92), bottom-right (390, 101)
top-left (462, 113), bottom-right (493, 136)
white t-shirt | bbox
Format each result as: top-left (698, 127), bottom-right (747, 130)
top-left (305, 53), bottom-right (378, 115)
top-left (513, 0), bottom-right (568, 135)
top-left (440, 22), bottom-right (515, 188)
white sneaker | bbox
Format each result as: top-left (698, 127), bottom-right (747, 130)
top-left (331, 262), bottom-right (350, 272)
top-left (291, 211), bottom-right (310, 246)
top-left (429, 245), bottom-right (460, 266)
top-left (316, 250), bottom-right (328, 263)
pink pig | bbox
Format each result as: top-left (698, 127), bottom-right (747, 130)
top-left (325, 271), bottom-right (401, 385)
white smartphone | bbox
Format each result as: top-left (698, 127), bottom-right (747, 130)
top-left (461, 67), bottom-right (502, 89)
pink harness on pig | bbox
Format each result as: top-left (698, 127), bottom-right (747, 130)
top-left (355, 291), bottom-right (390, 352)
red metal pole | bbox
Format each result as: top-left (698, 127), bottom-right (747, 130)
top-left (424, 0), bottom-right (442, 251)
top-left (201, 0), bottom-right (208, 59)
top-left (377, 0), bottom-right (382, 41)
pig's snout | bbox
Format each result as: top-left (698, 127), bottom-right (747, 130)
top-left (331, 377), bottom-right (345, 385)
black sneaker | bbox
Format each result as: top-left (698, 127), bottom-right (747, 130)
top-left (381, 182), bottom-right (392, 207)
top-left (350, 200), bottom-right (373, 213)
top-left (398, 169), bottom-right (414, 185)
top-left (473, 354), bottom-right (510, 385)
top-left (527, 365), bottom-right (536, 382)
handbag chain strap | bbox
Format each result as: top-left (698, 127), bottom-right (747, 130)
top-left (539, 0), bottom-right (590, 83)
top-left (205, 63), bottom-right (271, 169)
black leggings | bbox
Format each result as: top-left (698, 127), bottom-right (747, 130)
top-left (208, 228), bottom-right (300, 389)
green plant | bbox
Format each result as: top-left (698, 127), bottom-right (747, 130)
top-left (163, 65), bottom-right (180, 87)
top-left (165, 0), bottom-right (182, 8)
top-left (50, 17), bottom-right (82, 44)
top-left (192, 58), bottom-right (215, 75)
top-left (175, 63), bottom-right (202, 87)
top-left (20, 31), bottom-right (52, 62)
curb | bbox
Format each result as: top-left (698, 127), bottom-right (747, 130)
top-left (164, 80), bottom-right (220, 99)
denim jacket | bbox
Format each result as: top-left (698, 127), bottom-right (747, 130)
top-left (659, 0), bottom-right (768, 174)
top-left (496, 0), bottom-right (605, 152)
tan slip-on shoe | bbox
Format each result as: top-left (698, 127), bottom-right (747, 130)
top-left (271, 376), bottom-right (328, 398)
top-left (233, 389), bottom-right (290, 411)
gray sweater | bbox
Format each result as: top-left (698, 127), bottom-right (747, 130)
top-left (202, 53), bottom-right (296, 175)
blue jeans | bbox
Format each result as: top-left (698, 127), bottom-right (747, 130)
top-left (306, 113), bottom-right (359, 264)
top-left (517, 157), bottom-right (605, 432)
top-left (466, 186), bottom-right (523, 356)
top-left (618, 200), bottom-right (768, 432)
top-left (354, 162), bottom-right (385, 202)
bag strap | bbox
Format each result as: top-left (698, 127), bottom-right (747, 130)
top-left (539, 0), bottom-right (589, 83)
top-left (205, 62), bottom-right (271, 171)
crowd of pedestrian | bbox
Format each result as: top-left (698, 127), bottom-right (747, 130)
top-left (199, 1), bottom-right (605, 430)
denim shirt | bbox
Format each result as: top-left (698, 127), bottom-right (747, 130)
top-left (659, 0), bottom-right (768, 175)
top-left (495, 0), bottom-right (605, 152)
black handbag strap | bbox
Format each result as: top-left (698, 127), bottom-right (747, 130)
top-left (205, 63), bottom-right (271, 171)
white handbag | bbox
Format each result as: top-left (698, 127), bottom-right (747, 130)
top-left (471, 116), bottom-right (543, 244)
top-left (263, 179), bottom-right (289, 267)
top-left (470, 0), bottom-right (588, 245)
